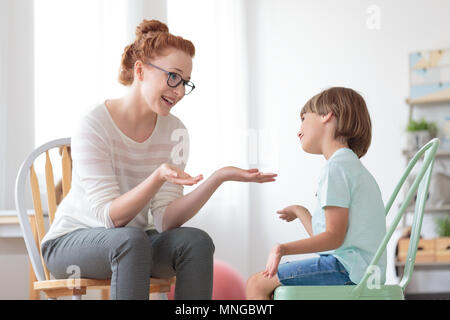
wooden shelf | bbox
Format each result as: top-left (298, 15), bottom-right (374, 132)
top-left (403, 204), bottom-right (450, 213)
top-left (396, 260), bottom-right (450, 270)
top-left (402, 149), bottom-right (450, 159)
top-left (406, 97), bottom-right (450, 106)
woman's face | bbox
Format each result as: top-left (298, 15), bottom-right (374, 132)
top-left (138, 47), bottom-right (193, 116)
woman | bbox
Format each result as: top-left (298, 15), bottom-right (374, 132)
top-left (40, 19), bottom-right (277, 300)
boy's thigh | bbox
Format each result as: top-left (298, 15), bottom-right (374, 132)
top-left (277, 254), bottom-right (352, 286)
top-left (42, 227), bottom-right (149, 279)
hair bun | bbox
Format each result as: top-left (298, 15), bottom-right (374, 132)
top-left (136, 19), bottom-right (168, 39)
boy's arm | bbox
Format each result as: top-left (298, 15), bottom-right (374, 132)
top-left (264, 206), bottom-right (349, 278)
top-left (277, 205), bottom-right (313, 236)
top-left (282, 206), bottom-right (348, 254)
top-left (293, 206), bottom-right (313, 237)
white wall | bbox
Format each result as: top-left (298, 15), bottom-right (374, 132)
top-left (244, 0), bottom-right (450, 292)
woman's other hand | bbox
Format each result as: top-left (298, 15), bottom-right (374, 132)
top-left (158, 163), bottom-right (203, 186)
top-left (216, 166), bottom-right (277, 183)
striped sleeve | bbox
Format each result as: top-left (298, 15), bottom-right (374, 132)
top-left (71, 116), bottom-right (119, 228)
top-left (150, 123), bottom-right (189, 232)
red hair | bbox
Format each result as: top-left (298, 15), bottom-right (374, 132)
top-left (119, 19), bottom-right (195, 86)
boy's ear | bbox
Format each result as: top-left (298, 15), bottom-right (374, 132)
top-left (321, 112), bottom-right (333, 123)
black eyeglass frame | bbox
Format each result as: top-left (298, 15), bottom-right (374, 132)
top-left (145, 62), bottom-right (195, 95)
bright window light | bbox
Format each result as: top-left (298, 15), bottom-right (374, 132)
top-left (34, 0), bottom-right (129, 148)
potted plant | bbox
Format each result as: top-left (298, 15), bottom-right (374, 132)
top-left (406, 118), bottom-right (438, 151)
top-left (434, 216), bottom-right (450, 262)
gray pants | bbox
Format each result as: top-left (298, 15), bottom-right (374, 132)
top-left (41, 226), bottom-right (215, 300)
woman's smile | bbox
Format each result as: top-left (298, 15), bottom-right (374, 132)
top-left (161, 95), bottom-right (176, 107)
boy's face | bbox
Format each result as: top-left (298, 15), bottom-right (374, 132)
top-left (298, 112), bottom-right (326, 154)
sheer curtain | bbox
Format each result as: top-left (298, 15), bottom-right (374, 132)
top-left (33, 0), bottom-right (167, 210)
top-left (168, 0), bottom-right (252, 277)
top-left (33, 0), bottom-right (253, 277)
top-left (0, 0), bottom-right (35, 211)
top-left (34, 0), bottom-right (130, 147)
top-left (0, 9), bottom-right (7, 208)
top-left (34, 0), bottom-right (167, 147)
top-left (33, 0), bottom-right (132, 214)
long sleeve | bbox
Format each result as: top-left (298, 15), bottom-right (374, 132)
top-left (150, 127), bottom-right (189, 232)
top-left (150, 181), bottom-right (184, 232)
top-left (71, 117), bottom-right (119, 228)
top-left (42, 104), bottom-right (190, 246)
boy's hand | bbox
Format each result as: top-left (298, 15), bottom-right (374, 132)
top-left (277, 205), bottom-right (311, 222)
top-left (262, 244), bottom-right (284, 278)
top-left (276, 205), bottom-right (300, 222)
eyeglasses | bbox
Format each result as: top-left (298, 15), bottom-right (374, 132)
top-left (145, 62), bottom-right (195, 95)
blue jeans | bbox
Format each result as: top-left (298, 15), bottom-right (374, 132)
top-left (277, 254), bottom-right (355, 286)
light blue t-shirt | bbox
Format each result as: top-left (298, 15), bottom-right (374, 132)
top-left (312, 148), bottom-right (387, 285)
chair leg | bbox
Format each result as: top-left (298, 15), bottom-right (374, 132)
top-left (28, 216), bottom-right (41, 300)
top-left (29, 260), bottom-right (40, 300)
top-left (101, 288), bottom-right (109, 300)
top-left (149, 292), bottom-right (168, 300)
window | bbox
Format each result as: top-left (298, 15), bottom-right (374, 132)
top-left (34, 0), bottom-right (129, 147)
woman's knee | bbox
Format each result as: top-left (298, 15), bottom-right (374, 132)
top-left (177, 227), bottom-right (215, 256)
top-left (108, 227), bottom-right (152, 258)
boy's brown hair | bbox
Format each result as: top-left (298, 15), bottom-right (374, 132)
top-left (300, 87), bottom-right (372, 158)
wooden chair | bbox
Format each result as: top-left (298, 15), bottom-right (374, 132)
top-left (15, 138), bottom-right (175, 300)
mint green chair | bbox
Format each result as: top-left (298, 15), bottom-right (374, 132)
top-left (274, 138), bottom-right (440, 300)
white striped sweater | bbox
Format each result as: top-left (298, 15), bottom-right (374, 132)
top-left (41, 103), bottom-right (189, 246)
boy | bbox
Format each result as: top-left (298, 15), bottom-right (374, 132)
top-left (246, 87), bottom-right (386, 299)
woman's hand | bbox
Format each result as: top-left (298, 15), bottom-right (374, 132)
top-left (262, 244), bottom-right (284, 278)
top-left (216, 166), bottom-right (277, 183)
top-left (158, 163), bottom-right (203, 186)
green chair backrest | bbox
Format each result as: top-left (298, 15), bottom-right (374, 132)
top-left (353, 138), bottom-right (440, 297)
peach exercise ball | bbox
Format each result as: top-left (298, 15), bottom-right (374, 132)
top-left (167, 259), bottom-right (246, 300)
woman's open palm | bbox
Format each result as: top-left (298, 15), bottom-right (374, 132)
top-left (159, 163), bottom-right (203, 186)
top-left (219, 166), bottom-right (277, 183)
